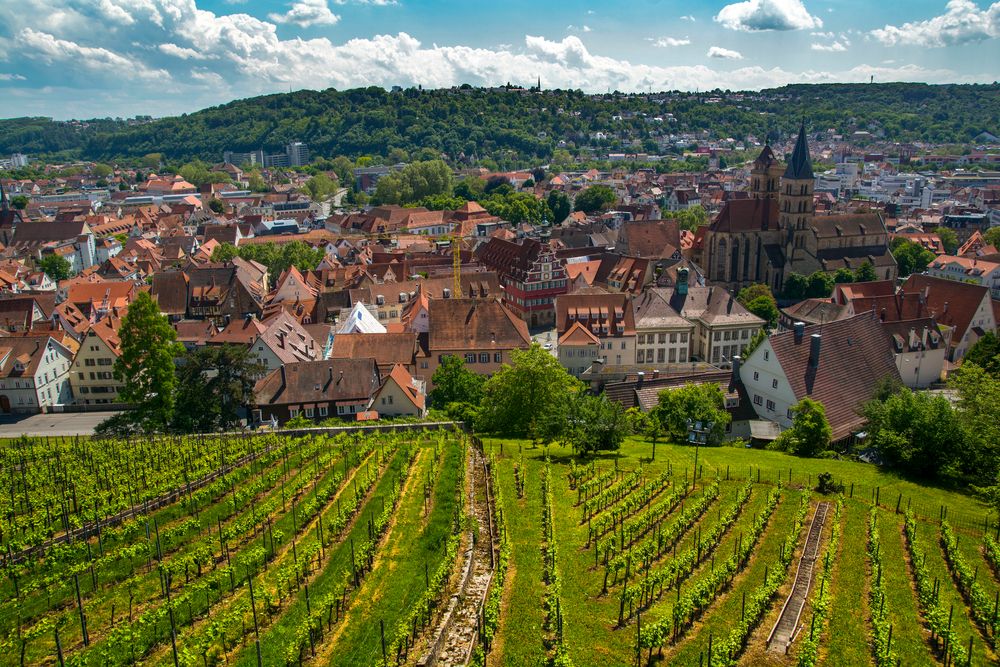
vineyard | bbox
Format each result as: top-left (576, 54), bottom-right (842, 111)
top-left (1, 428), bottom-right (999, 666)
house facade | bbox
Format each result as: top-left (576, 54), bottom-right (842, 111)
top-left (69, 318), bottom-right (124, 405)
top-left (0, 336), bottom-right (75, 413)
top-left (475, 237), bottom-right (568, 327)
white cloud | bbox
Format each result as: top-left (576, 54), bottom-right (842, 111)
top-left (15, 28), bottom-right (169, 81)
top-left (715, 0), bottom-right (822, 31)
top-left (333, 0), bottom-right (398, 4)
top-left (871, 0), bottom-right (1000, 47)
top-left (680, 14), bottom-right (696, 21)
top-left (583, 25), bottom-right (592, 32)
top-left (0, 0), bottom-right (997, 119)
top-left (566, 24), bottom-right (592, 33)
top-left (0, 73), bottom-right (26, 81)
top-left (811, 40), bottom-right (847, 51)
top-left (159, 42), bottom-right (209, 59)
top-left (269, 0), bottom-right (340, 27)
top-left (652, 37), bottom-right (691, 47)
top-left (707, 46), bottom-right (744, 59)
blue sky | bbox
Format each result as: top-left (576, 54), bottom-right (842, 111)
top-left (0, 0), bottom-right (997, 119)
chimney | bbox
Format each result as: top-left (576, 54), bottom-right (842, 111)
top-left (677, 267), bottom-right (689, 296)
top-left (880, 307), bottom-right (886, 322)
top-left (636, 371), bottom-right (645, 387)
top-left (337, 370), bottom-right (344, 385)
top-left (809, 334), bottom-right (822, 368)
top-left (793, 322), bottom-right (805, 344)
top-left (652, 369), bottom-right (659, 379)
top-left (730, 355), bottom-right (741, 389)
top-left (943, 301), bottom-right (949, 314)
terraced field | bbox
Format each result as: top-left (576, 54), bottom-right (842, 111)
top-left (1, 430), bottom-right (996, 666)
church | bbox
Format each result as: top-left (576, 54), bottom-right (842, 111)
top-left (700, 123), bottom-right (897, 293)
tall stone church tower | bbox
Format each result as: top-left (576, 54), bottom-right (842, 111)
top-left (779, 123), bottom-right (814, 258)
top-left (750, 144), bottom-right (782, 200)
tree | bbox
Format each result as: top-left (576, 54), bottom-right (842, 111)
top-left (833, 267), bottom-right (855, 284)
top-left (984, 226), bottom-right (1000, 248)
top-left (114, 292), bottom-right (184, 431)
top-left (643, 407), bottom-right (665, 461)
top-left (453, 176), bottom-right (485, 201)
top-left (737, 284), bottom-right (778, 326)
top-left (573, 185), bottom-right (616, 214)
top-left (373, 160), bottom-right (452, 205)
top-left (173, 345), bottom-right (264, 432)
top-left (949, 363), bottom-right (1000, 484)
top-left (38, 254), bottom-right (72, 281)
top-left (429, 355), bottom-right (484, 409)
top-left (655, 383), bottom-right (731, 445)
top-left (854, 261), bottom-right (878, 282)
top-left (303, 173), bottom-right (337, 201)
top-left (208, 198), bottom-right (224, 214)
top-left (964, 332), bottom-right (1000, 377)
top-left (783, 273), bottom-right (808, 300)
top-left (673, 206), bottom-right (708, 232)
top-left (863, 388), bottom-right (967, 479)
top-left (806, 271), bottom-right (834, 298)
top-left (742, 327), bottom-right (768, 358)
top-left (547, 191), bottom-right (571, 224)
top-left (937, 227), bottom-right (959, 254)
top-left (563, 392), bottom-right (627, 456)
top-left (774, 398), bottom-right (832, 457)
top-left (10, 195), bottom-right (28, 210)
top-left (92, 163), bottom-right (113, 179)
top-left (890, 237), bottom-right (935, 277)
top-left (478, 344), bottom-right (584, 437)
top-left (745, 296), bottom-right (779, 327)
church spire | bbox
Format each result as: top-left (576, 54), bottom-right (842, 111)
top-left (784, 121), bottom-right (813, 180)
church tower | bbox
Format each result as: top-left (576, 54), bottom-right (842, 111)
top-left (779, 122), bottom-right (814, 253)
top-left (750, 144), bottom-right (782, 200)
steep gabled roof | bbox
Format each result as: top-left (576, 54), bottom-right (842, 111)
top-left (427, 298), bottom-right (530, 351)
top-left (766, 311), bottom-right (901, 441)
top-left (784, 122), bottom-right (814, 180)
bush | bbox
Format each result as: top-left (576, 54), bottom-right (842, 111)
top-left (815, 472), bottom-right (844, 494)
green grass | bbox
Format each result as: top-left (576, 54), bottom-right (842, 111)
top-left (878, 511), bottom-right (936, 667)
top-left (822, 499), bottom-right (874, 667)
top-left (321, 442), bottom-right (462, 666)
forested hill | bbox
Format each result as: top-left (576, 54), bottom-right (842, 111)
top-left (1, 83), bottom-right (998, 164)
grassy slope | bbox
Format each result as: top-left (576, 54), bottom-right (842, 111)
top-left (320, 442), bottom-right (462, 665)
top-left (880, 511), bottom-right (936, 667)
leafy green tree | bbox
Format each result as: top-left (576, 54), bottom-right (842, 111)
top-left (429, 355), bottom-right (484, 409)
top-left (547, 191), bottom-right (571, 224)
top-left (178, 160), bottom-right (230, 187)
top-left (453, 176), bottom-right (485, 201)
top-left (655, 383), bottom-right (731, 445)
top-left (373, 160), bottom-right (452, 205)
top-left (93, 163), bottom-right (113, 178)
top-left (864, 388), bottom-right (968, 479)
top-left (303, 173), bottom-right (337, 201)
top-left (783, 273), bottom-right (808, 299)
top-left (854, 261), bottom-right (878, 282)
top-left (806, 271), bottom-right (834, 298)
top-left (114, 292), bottom-right (184, 431)
top-left (672, 206), bottom-right (708, 232)
top-left (247, 170), bottom-right (268, 193)
top-left (833, 267), bottom-right (855, 283)
top-left (140, 153), bottom-right (162, 169)
top-left (480, 191), bottom-right (552, 225)
top-left (573, 185), bottom-right (616, 214)
top-left (563, 392), bottom-right (627, 456)
top-left (890, 237), bottom-right (936, 277)
top-left (937, 227), bottom-right (959, 254)
top-left (173, 345), bottom-right (264, 432)
top-left (964, 332), bottom-right (1000, 377)
top-left (984, 227), bottom-right (1000, 248)
top-left (742, 328), bottom-right (768, 358)
top-left (478, 344), bottom-right (584, 437)
top-left (208, 198), bottom-right (224, 214)
top-left (745, 296), bottom-right (779, 327)
top-left (774, 398), bottom-right (832, 457)
top-left (949, 363), bottom-right (1000, 484)
top-left (10, 194), bottom-right (28, 209)
top-left (412, 194), bottom-right (468, 211)
top-left (211, 241), bottom-right (324, 279)
top-left (38, 254), bottom-right (72, 281)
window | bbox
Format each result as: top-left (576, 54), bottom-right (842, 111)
top-left (420, 361), bottom-right (428, 369)
top-left (786, 408), bottom-right (794, 419)
top-left (658, 349), bottom-right (666, 363)
top-left (724, 331), bottom-right (731, 341)
top-left (714, 331), bottom-right (721, 341)
top-left (764, 350), bottom-right (769, 361)
top-left (97, 358), bottom-right (112, 366)
top-left (289, 408), bottom-right (299, 418)
top-left (494, 353), bottom-right (502, 363)
top-left (681, 332), bottom-right (688, 343)
top-left (766, 399), bottom-right (775, 412)
top-left (668, 348), bottom-right (676, 363)
top-left (337, 405), bottom-right (346, 415)
top-left (479, 353), bottom-right (489, 363)
top-left (772, 379), bottom-right (778, 389)
top-left (742, 330), bottom-right (749, 340)
top-left (669, 333), bottom-right (677, 343)
top-left (621, 342), bottom-right (626, 350)
top-left (85, 358), bottom-right (96, 366)
top-left (465, 353), bottom-right (476, 363)
top-left (753, 371), bottom-right (759, 381)
top-left (319, 406), bottom-right (328, 417)
top-left (388, 395), bottom-right (393, 405)
top-left (754, 394), bottom-right (762, 406)
top-left (304, 407), bottom-right (314, 418)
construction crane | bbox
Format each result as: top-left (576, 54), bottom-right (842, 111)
top-left (451, 236), bottom-right (461, 294)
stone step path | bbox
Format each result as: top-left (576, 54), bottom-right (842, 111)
top-left (418, 442), bottom-right (497, 666)
top-left (766, 501), bottom-right (831, 654)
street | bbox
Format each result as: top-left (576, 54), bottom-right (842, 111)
top-left (0, 412), bottom-right (120, 437)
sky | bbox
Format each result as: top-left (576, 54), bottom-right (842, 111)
top-left (0, 0), bottom-right (997, 120)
